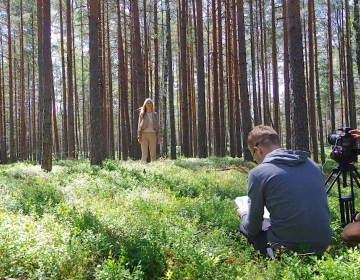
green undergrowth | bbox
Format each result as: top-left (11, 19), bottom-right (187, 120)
top-left (0, 157), bottom-right (359, 279)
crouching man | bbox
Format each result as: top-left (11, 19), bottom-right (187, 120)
top-left (238, 125), bottom-right (332, 256)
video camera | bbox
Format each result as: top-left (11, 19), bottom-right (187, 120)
top-left (327, 126), bottom-right (360, 165)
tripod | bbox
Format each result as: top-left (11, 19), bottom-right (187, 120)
top-left (326, 163), bottom-right (360, 226)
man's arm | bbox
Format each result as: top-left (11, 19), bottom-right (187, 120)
top-left (349, 129), bottom-right (360, 140)
top-left (241, 173), bottom-right (266, 235)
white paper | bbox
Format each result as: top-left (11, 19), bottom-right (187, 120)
top-left (235, 196), bottom-right (270, 220)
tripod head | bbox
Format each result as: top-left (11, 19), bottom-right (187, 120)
top-left (328, 127), bottom-right (360, 165)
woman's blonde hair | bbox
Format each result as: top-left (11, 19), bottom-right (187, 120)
top-left (139, 98), bottom-right (154, 115)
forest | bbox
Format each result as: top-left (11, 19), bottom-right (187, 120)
top-left (0, 0), bottom-right (359, 170)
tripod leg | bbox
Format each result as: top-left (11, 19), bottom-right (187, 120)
top-left (326, 170), bottom-right (341, 194)
top-left (352, 169), bottom-right (360, 189)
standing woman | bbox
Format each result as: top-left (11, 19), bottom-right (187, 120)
top-left (137, 98), bottom-right (161, 163)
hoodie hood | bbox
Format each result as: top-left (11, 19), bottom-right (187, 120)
top-left (262, 149), bottom-right (310, 166)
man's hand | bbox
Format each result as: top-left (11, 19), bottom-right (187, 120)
top-left (237, 208), bottom-right (242, 218)
top-left (353, 212), bottom-right (360, 222)
top-left (349, 130), bottom-right (360, 140)
top-left (138, 137), bottom-right (142, 144)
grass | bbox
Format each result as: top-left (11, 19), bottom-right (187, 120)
top-left (0, 157), bottom-right (359, 279)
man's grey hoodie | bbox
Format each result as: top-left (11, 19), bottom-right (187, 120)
top-left (241, 149), bottom-right (332, 252)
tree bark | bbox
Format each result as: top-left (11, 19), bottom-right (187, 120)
top-left (225, 0), bottom-right (235, 157)
top-left (271, 0), bottom-right (280, 133)
top-left (19, 0), bottom-right (26, 161)
top-left (232, 0), bottom-right (242, 157)
top-left (327, 0), bottom-right (335, 132)
top-left (211, 0), bottom-right (220, 157)
top-left (59, 0), bottom-right (68, 159)
top-left (0, 43), bottom-right (5, 163)
top-left (195, 0), bottom-right (207, 158)
top-left (89, 0), bottom-right (106, 165)
top-left (116, 0), bottom-right (130, 160)
top-left (105, 2), bottom-right (115, 159)
top-left (217, 0), bottom-right (226, 157)
top-left (7, 1), bottom-right (15, 162)
top-left (166, 0), bottom-right (176, 159)
top-left (66, 0), bottom-right (75, 159)
top-left (41, 0), bottom-right (53, 171)
top-left (237, 0), bottom-right (253, 160)
top-left (286, 0), bottom-right (309, 151)
top-left (180, 0), bottom-right (190, 157)
top-left (130, 0), bottom-right (143, 160)
top-left (307, 0), bottom-right (318, 162)
top-left (354, 0), bottom-right (360, 78)
top-left (345, 0), bottom-right (356, 128)
top-left (282, 0), bottom-right (291, 149)
top-left (249, 0), bottom-right (259, 126)
top-left (313, 1), bottom-right (325, 164)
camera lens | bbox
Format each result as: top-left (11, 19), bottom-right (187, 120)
top-left (328, 134), bottom-right (338, 145)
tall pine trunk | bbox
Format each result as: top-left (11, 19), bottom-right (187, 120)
top-left (286, 0), bottom-right (309, 151)
top-left (237, 0), bottom-right (252, 160)
top-left (180, 0), bottom-right (190, 157)
top-left (166, 0), bottom-right (176, 159)
top-left (196, 0), bottom-right (207, 158)
top-left (66, 0), bottom-right (75, 159)
top-left (89, 0), bottom-right (106, 165)
top-left (41, 0), bottom-right (53, 171)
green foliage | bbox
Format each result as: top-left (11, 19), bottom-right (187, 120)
top-left (0, 158), bottom-right (359, 279)
top-left (174, 156), bottom-right (243, 171)
top-left (0, 163), bottom-right (63, 216)
top-left (95, 255), bottom-right (144, 280)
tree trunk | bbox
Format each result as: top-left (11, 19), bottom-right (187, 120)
top-left (50, 60), bottom-right (60, 159)
top-left (19, 0), bottom-right (26, 161)
top-left (271, 0), bottom-right (280, 133)
top-left (217, 0), bottom-right (226, 157)
top-left (7, 1), bottom-right (15, 163)
top-left (237, 0), bottom-right (253, 160)
top-left (225, 0), bottom-right (235, 157)
top-left (116, 0), bottom-right (130, 160)
top-left (249, 0), bottom-right (259, 126)
top-left (327, 0), bottom-right (335, 132)
top-left (66, 0), bottom-right (75, 159)
top-left (313, 1), bottom-right (325, 164)
top-left (282, 0), bottom-right (291, 149)
top-left (232, 0), bottom-right (242, 157)
top-left (0, 47), bottom-right (5, 163)
top-left (259, 0), bottom-right (271, 126)
top-left (101, 1), bottom-right (108, 159)
top-left (286, 0), bottom-right (309, 151)
top-left (166, 0), bottom-right (176, 160)
top-left (180, 0), bottom-right (190, 157)
top-left (307, 0), bottom-right (318, 162)
top-left (354, 0), bottom-right (360, 78)
top-left (59, 0), bottom-right (68, 159)
top-left (143, 0), bottom-right (150, 103)
top-left (89, 0), bottom-right (106, 165)
top-left (195, 0), bottom-right (207, 158)
top-left (80, 6), bottom-right (88, 158)
top-left (132, 0), bottom-right (146, 103)
top-left (41, 0), bottom-right (53, 171)
top-left (31, 14), bottom-right (36, 162)
top-left (105, 2), bottom-right (115, 159)
top-left (345, 0), bottom-right (356, 128)
top-left (211, 0), bottom-right (220, 157)
top-left (130, 0), bottom-right (143, 160)
top-left (154, 1), bottom-right (163, 158)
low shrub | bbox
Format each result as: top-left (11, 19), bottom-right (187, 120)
top-left (0, 158), bottom-right (359, 279)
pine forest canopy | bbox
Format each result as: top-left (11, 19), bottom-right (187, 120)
top-left (0, 0), bottom-right (359, 170)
